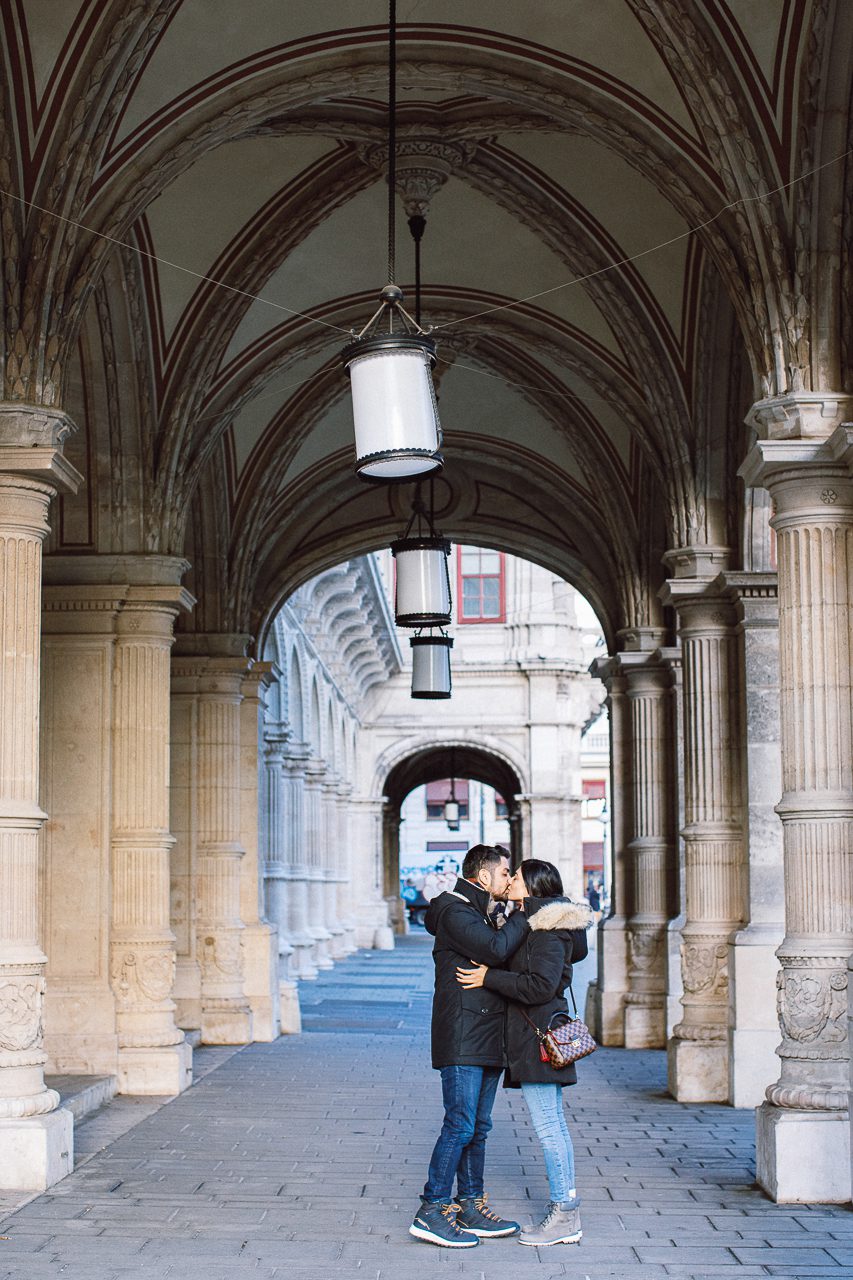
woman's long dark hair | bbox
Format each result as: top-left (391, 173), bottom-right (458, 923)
top-left (519, 858), bottom-right (563, 899)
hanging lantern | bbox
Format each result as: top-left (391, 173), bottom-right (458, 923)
top-left (342, 290), bottom-right (443, 481)
top-left (341, 4), bottom-right (444, 482)
top-left (444, 770), bottom-right (460, 829)
top-left (410, 633), bottom-right (453, 699)
top-left (391, 488), bottom-right (451, 626)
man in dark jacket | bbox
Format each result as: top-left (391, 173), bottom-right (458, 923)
top-left (409, 845), bottom-right (530, 1249)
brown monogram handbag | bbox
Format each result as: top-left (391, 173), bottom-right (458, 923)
top-left (519, 985), bottom-right (597, 1068)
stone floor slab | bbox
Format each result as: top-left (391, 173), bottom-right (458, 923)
top-left (1, 936), bottom-right (851, 1278)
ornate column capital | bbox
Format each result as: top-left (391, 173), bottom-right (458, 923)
top-left (745, 392), bottom-right (853, 442)
top-left (0, 403), bottom-right (82, 492)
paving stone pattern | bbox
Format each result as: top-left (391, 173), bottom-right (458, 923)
top-left (1, 935), bottom-right (851, 1279)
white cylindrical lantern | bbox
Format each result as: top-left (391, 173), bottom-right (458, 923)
top-left (392, 535), bottom-right (451, 626)
top-left (410, 634), bottom-right (453, 699)
top-left (342, 334), bottom-right (443, 480)
top-left (443, 798), bottom-right (460, 828)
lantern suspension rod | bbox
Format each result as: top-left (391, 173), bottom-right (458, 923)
top-left (387, 0), bottom-right (397, 289)
top-left (408, 213), bottom-right (426, 327)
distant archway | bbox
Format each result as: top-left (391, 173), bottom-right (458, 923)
top-left (380, 742), bottom-right (526, 928)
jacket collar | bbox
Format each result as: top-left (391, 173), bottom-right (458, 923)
top-left (451, 877), bottom-right (491, 914)
top-left (523, 895), bottom-right (560, 919)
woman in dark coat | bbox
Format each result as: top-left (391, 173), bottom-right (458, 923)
top-left (456, 859), bottom-right (592, 1248)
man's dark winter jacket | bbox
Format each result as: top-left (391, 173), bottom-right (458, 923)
top-left (425, 878), bottom-right (530, 1069)
top-left (482, 896), bottom-right (592, 1086)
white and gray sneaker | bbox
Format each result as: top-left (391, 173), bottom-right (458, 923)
top-left (517, 1200), bottom-right (582, 1246)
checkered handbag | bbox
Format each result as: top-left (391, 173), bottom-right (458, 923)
top-left (520, 985), bottom-right (597, 1068)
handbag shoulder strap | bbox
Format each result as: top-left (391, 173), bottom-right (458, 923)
top-left (515, 1005), bottom-right (545, 1039)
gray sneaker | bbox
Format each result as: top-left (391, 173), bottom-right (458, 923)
top-left (409, 1199), bottom-right (479, 1248)
top-left (517, 1200), bottom-right (582, 1246)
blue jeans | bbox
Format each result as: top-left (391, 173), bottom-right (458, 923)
top-left (424, 1066), bottom-right (501, 1201)
top-left (521, 1082), bottom-right (576, 1202)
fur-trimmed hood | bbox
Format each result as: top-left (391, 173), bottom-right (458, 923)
top-left (527, 897), bottom-right (593, 932)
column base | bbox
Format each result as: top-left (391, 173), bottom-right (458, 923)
top-left (728, 925), bottom-right (783, 1107)
top-left (729, 1029), bottom-right (780, 1108)
top-left (0, 1108), bottom-right (74, 1191)
top-left (624, 995), bottom-right (665, 1048)
top-left (668, 1034), bottom-right (728, 1102)
top-left (117, 1040), bottom-right (193, 1095)
top-left (373, 925), bottom-right (395, 950)
top-left (200, 1006), bottom-right (253, 1045)
top-left (756, 1102), bottom-right (850, 1203)
top-left (291, 941), bottom-right (319, 980)
top-left (242, 922), bottom-right (280, 1042)
top-left (279, 980), bottom-right (302, 1034)
top-left (590, 917), bottom-right (628, 1045)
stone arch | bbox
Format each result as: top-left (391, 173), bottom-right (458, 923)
top-left (375, 736), bottom-right (528, 904)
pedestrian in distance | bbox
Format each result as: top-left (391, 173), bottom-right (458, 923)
top-left (409, 844), bottom-right (531, 1249)
top-left (457, 858), bottom-right (592, 1247)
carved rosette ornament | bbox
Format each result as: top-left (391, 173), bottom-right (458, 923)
top-left (0, 974), bottom-right (44, 1054)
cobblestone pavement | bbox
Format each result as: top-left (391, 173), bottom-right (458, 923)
top-left (1, 934), bottom-right (851, 1280)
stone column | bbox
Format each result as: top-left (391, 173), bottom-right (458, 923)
top-left (658, 647), bottom-right (686, 1039)
top-left (261, 725), bottom-right (302, 1026)
top-left (621, 635), bottom-right (675, 1049)
top-left (719, 573), bottom-right (784, 1108)
top-left (350, 796), bottom-right (395, 950)
top-left (109, 570), bottom-right (194, 1094)
top-left (280, 745), bottom-right (317, 980)
top-left (172, 644), bottom-right (253, 1044)
top-left (239, 664), bottom-right (280, 1042)
top-left (662, 549), bottom-right (745, 1103)
top-left (0, 405), bottom-right (80, 1189)
top-left (321, 776), bottom-right (347, 958)
top-left (585, 660), bottom-right (631, 1045)
top-left (742, 420), bottom-right (853, 1202)
top-left (303, 759), bottom-right (333, 970)
top-left (335, 784), bottom-right (358, 954)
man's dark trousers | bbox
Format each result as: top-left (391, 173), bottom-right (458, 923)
top-left (423, 1065), bottom-right (501, 1200)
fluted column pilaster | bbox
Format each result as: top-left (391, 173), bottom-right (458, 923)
top-left (172, 647), bottom-right (252, 1044)
top-left (335, 784), bottom-right (357, 954)
top-left (662, 552), bottom-right (745, 1102)
top-left (303, 759), bottom-right (333, 969)
top-left (280, 747), bottom-right (317, 979)
top-left (321, 776), bottom-right (347, 958)
top-left (239, 665), bottom-right (280, 1042)
top-left (585, 660), bottom-right (631, 1044)
top-left (718, 573), bottom-right (784, 1107)
top-left (111, 585), bottom-right (193, 1090)
top-left (621, 639), bottom-right (675, 1049)
top-left (0, 406), bottom-right (80, 1189)
top-left (743, 424), bottom-right (853, 1201)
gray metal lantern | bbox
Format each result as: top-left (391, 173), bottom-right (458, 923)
top-left (341, 287), bottom-right (443, 482)
top-left (410, 633), bottom-right (453, 699)
top-left (392, 534), bottom-right (451, 626)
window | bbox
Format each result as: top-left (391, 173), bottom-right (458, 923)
top-left (425, 779), bottom-right (470, 821)
top-left (494, 792), bottom-right (508, 818)
top-left (457, 547), bottom-right (505, 623)
top-left (583, 779), bottom-right (606, 800)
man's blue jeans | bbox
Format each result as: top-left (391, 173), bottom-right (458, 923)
top-left (423, 1065), bottom-right (501, 1201)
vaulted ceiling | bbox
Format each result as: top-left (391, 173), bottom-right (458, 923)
top-left (3, 1), bottom-right (850, 647)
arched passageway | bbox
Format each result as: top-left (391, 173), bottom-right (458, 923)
top-left (381, 742), bottom-right (525, 911)
top-left (1, 1), bottom-right (852, 1209)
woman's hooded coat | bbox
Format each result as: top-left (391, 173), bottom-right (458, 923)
top-left (482, 896), bottom-right (593, 1086)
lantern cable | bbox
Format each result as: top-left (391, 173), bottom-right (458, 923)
top-left (387, 0), bottom-right (397, 289)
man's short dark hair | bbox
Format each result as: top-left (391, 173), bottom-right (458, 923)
top-left (462, 844), bottom-right (507, 880)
